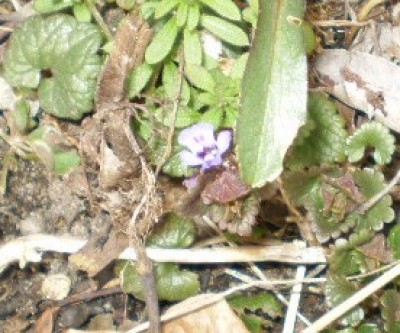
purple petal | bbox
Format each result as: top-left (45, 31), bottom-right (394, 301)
top-left (178, 122), bottom-right (216, 152)
top-left (183, 175), bottom-right (199, 189)
top-left (179, 150), bottom-right (203, 167)
top-left (216, 130), bottom-right (232, 154)
top-left (202, 154), bottom-right (222, 170)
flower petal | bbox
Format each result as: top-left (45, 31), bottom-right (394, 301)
top-left (216, 130), bottom-right (232, 154)
top-left (179, 150), bottom-right (203, 166)
top-left (202, 154), bottom-right (222, 170)
top-left (178, 122), bottom-right (216, 152)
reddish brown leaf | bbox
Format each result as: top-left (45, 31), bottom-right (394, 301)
top-left (202, 163), bottom-right (251, 204)
top-left (358, 233), bottom-right (393, 263)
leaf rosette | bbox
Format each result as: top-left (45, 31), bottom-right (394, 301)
top-left (4, 14), bottom-right (102, 120)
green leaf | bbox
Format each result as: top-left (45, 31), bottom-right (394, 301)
top-left (389, 225), bottom-right (400, 260)
top-left (286, 93), bottom-right (348, 170)
top-left (199, 0), bottom-right (241, 21)
top-left (73, 3), bottom-right (92, 22)
top-left (128, 63), bottom-right (154, 98)
top-left (201, 15), bottom-right (249, 47)
top-left (350, 169), bottom-right (394, 233)
top-left (185, 64), bottom-right (215, 92)
top-left (306, 169), bottom-right (394, 242)
top-left (13, 99), bottom-right (33, 133)
top-left (229, 292), bottom-right (282, 318)
top-left (157, 263), bottom-right (200, 301)
top-left (187, 3), bottom-right (201, 31)
top-left (53, 149), bottom-right (80, 175)
top-left (176, 2), bottom-right (189, 27)
top-left (201, 108), bottom-right (223, 128)
top-left (302, 22), bottom-right (316, 55)
top-left (154, 0), bottom-right (179, 19)
top-left (282, 169), bottom-right (322, 206)
top-left (4, 15), bottom-right (102, 120)
top-left (150, 139), bottom-right (194, 177)
top-left (155, 105), bottom-right (200, 128)
top-left (147, 213), bottom-right (196, 248)
top-left (381, 290), bottom-right (400, 333)
top-left (346, 122), bottom-right (395, 165)
top-left (116, 0), bottom-right (136, 11)
top-left (34, 0), bottom-right (74, 14)
top-left (239, 314), bottom-right (264, 333)
top-left (236, 0), bottom-right (307, 187)
top-left (145, 16), bottom-right (179, 64)
top-left (162, 152), bottom-right (195, 177)
top-left (183, 29), bottom-right (202, 65)
top-left (230, 52), bottom-right (249, 79)
top-left (357, 323), bottom-right (380, 333)
top-left (325, 275), bottom-right (364, 327)
top-left (162, 61), bottom-right (191, 104)
top-left (122, 262), bottom-right (200, 301)
top-left (242, 0), bottom-right (259, 26)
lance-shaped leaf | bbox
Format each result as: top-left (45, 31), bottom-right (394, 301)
top-left (236, 0), bottom-right (307, 187)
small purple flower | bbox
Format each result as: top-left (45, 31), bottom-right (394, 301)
top-left (178, 122), bottom-right (232, 171)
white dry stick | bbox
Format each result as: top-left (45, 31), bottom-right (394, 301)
top-left (0, 234), bottom-right (327, 274)
top-left (283, 265), bottom-right (307, 333)
top-left (303, 261), bottom-right (400, 333)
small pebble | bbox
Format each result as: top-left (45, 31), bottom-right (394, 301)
top-left (59, 304), bottom-right (90, 328)
top-left (41, 274), bottom-right (71, 301)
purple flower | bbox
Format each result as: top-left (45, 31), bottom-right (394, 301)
top-left (178, 122), bottom-right (232, 171)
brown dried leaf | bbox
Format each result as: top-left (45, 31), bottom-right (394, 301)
top-left (163, 299), bottom-right (250, 333)
top-left (96, 13), bottom-right (152, 113)
top-left (34, 307), bottom-right (57, 333)
top-left (315, 49), bottom-right (400, 133)
top-left (69, 229), bottom-right (128, 277)
top-left (99, 110), bottom-right (141, 189)
top-left (358, 233), bottom-right (393, 263)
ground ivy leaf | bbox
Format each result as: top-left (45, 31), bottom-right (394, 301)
top-left (285, 93), bottom-right (347, 170)
top-left (4, 14), bottom-right (102, 120)
top-left (145, 16), bottom-right (179, 64)
top-left (228, 292), bottom-right (282, 319)
top-left (236, 0), bottom-right (307, 187)
top-left (147, 213), bottom-right (196, 248)
top-left (346, 122), bottom-right (395, 165)
top-left (199, 0), bottom-right (241, 21)
top-left (156, 263), bottom-right (200, 301)
top-left (350, 169), bottom-right (394, 233)
top-left (381, 290), bottom-right (400, 333)
top-left (325, 275), bottom-right (364, 327)
top-left (200, 15), bottom-right (249, 47)
top-left (122, 262), bottom-right (200, 302)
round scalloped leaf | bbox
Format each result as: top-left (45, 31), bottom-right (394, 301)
top-left (325, 275), bottom-right (364, 327)
top-left (3, 14), bottom-right (102, 120)
top-left (380, 289), bottom-right (400, 333)
top-left (309, 169), bottom-right (394, 242)
top-left (286, 93), bottom-right (348, 170)
top-left (349, 169), bottom-right (394, 233)
top-left (346, 122), bottom-right (395, 165)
